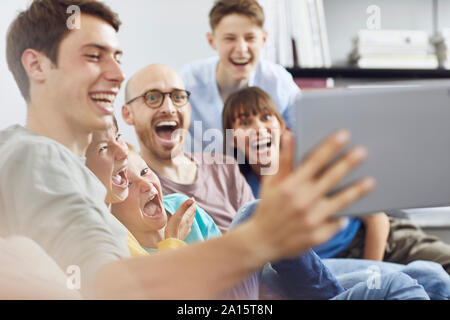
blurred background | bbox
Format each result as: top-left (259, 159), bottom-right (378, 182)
top-left (2, 0), bottom-right (450, 147)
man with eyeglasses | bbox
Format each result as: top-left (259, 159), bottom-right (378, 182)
top-left (123, 63), bottom-right (255, 233)
top-left (1, 0), bottom-right (383, 300)
top-left (121, 64), bottom-right (435, 301)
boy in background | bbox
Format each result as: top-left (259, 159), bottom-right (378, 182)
top-left (180, 0), bottom-right (300, 151)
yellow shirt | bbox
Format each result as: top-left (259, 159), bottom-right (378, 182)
top-left (111, 215), bottom-right (186, 256)
top-left (157, 238), bottom-right (188, 251)
top-left (126, 231), bottom-right (149, 257)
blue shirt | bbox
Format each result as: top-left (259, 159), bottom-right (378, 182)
top-left (244, 169), bottom-right (261, 199)
top-left (144, 193), bottom-right (221, 254)
top-left (145, 193), bottom-right (257, 299)
top-left (313, 218), bottom-right (362, 259)
top-left (180, 56), bottom-right (301, 151)
top-left (314, 218), bottom-right (361, 259)
top-left (162, 193), bottom-right (222, 244)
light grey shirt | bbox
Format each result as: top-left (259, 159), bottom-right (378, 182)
top-left (0, 236), bottom-right (82, 299)
top-left (0, 125), bottom-right (129, 297)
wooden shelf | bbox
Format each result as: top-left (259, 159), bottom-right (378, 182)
top-left (286, 66), bottom-right (450, 79)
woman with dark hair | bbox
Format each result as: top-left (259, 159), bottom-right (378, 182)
top-left (222, 86), bottom-right (450, 299)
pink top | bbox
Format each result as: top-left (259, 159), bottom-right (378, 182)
top-left (154, 154), bottom-right (255, 233)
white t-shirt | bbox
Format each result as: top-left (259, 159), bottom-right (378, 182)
top-left (0, 125), bottom-right (129, 297)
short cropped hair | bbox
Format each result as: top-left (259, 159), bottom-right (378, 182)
top-left (6, 0), bottom-right (121, 102)
top-left (209, 0), bottom-right (265, 31)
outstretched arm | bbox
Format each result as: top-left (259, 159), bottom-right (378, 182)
top-left (95, 130), bottom-right (375, 299)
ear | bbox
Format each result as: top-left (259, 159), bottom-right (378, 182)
top-left (21, 49), bottom-right (49, 83)
top-left (262, 29), bottom-right (268, 45)
top-left (206, 32), bottom-right (216, 50)
top-left (122, 104), bottom-right (135, 126)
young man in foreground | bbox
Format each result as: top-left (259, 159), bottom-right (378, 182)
top-left (0, 0), bottom-right (374, 299)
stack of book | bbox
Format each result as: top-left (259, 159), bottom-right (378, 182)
top-left (259, 0), bottom-right (331, 68)
top-left (404, 207), bottom-right (450, 228)
top-left (349, 30), bottom-right (438, 69)
top-left (432, 28), bottom-right (450, 69)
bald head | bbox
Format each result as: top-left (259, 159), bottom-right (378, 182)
top-left (125, 64), bottom-right (186, 103)
top-left (122, 63), bottom-right (192, 162)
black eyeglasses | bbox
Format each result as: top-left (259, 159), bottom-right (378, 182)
top-left (126, 89), bottom-right (191, 109)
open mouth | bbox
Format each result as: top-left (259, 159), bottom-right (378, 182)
top-left (230, 57), bottom-right (252, 67)
top-left (154, 120), bottom-right (181, 143)
top-left (90, 92), bottom-right (116, 113)
top-left (112, 168), bottom-right (128, 189)
top-left (142, 185), bottom-right (163, 219)
top-left (250, 136), bottom-right (272, 152)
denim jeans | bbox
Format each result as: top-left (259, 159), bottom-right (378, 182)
top-left (233, 200), bottom-right (430, 300)
top-left (331, 271), bottom-right (429, 300)
top-left (324, 258), bottom-right (450, 300)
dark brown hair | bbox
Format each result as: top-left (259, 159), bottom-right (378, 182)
top-left (222, 87), bottom-right (285, 174)
top-left (209, 0), bottom-right (264, 31)
top-left (222, 86), bottom-right (284, 138)
top-left (6, 0), bottom-right (121, 101)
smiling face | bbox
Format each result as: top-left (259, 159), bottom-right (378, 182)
top-left (111, 152), bottom-right (167, 234)
top-left (44, 14), bottom-right (125, 132)
top-left (208, 13), bottom-right (267, 83)
top-left (223, 87), bottom-right (285, 172)
top-left (85, 125), bottom-right (129, 204)
top-left (232, 109), bottom-right (282, 168)
top-left (123, 64), bottom-right (191, 160)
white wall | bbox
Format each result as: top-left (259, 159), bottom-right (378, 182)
top-left (2, 0), bottom-right (450, 146)
top-left (0, 0), bottom-right (215, 148)
top-left (0, 0), bottom-right (30, 131)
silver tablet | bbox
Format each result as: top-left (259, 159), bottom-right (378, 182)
top-left (294, 82), bottom-right (450, 217)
